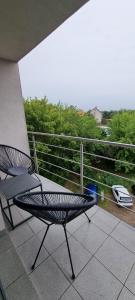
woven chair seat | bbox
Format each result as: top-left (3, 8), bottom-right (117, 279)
top-left (14, 192), bottom-right (95, 224)
top-left (8, 166), bottom-right (28, 176)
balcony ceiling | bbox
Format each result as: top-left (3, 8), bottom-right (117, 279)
top-left (0, 0), bottom-right (88, 62)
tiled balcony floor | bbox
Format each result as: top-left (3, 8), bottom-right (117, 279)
top-left (1, 175), bottom-right (135, 299)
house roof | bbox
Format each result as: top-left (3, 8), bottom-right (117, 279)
top-left (90, 106), bottom-right (102, 113)
top-left (0, 0), bottom-right (88, 62)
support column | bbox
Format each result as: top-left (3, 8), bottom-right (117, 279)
top-left (0, 59), bottom-right (29, 154)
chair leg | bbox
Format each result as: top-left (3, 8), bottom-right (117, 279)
top-left (84, 212), bottom-right (91, 223)
top-left (40, 184), bottom-right (43, 193)
top-left (7, 199), bottom-right (14, 229)
top-left (40, 184), bottom-right (44, 203)
top-left (32, 224), bottom-right (50, 270)
top-left (63, 225), bottom-right (75, 280)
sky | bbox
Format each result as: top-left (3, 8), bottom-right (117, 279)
top-left (19, 0), bottom-right (135, 111)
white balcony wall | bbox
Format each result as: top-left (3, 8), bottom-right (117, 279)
top-left (0, 59), bottom-right (29, 153)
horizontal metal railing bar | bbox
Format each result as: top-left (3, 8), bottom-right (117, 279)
top-left (28, 131), bottom-right (135, 149)
top-left (39, 166), bottom-right (107, 199)
top-left (30, 137), bottom-right (133, 167)
top-left (30, 142), bottom-right (135, 168)
top-left (36, 151), bottom-right (78, 164)
top-left (83, 164), bottom-right (135, 184)
top-left (37, 158), bottom-right (135, 200)
top-left (31, 138), bottom-right (132, 167)
top-left (37, 151), bottom-right (135, 184)
top-left (38, 159), bottom-right (80, 177)
top-left (39, 166), bottom-right (135, 214)
top-left (40, 165), bottom-right (106, 199)
top-left (32, 151), bottom-right (135, 202)
top-left (39, 167), bottom-right (80, 188)
top-left (33, 141), bottom-right (80, 153)
top-left (84, 152), bottom-right (135, 167)
top-left (38, 166), bottom-right (113, 199)
top-left (29, 136), bottom-right (135, 168)
top-left (35, 157), bottom-right (80, 187)
top-left (30, 144), bottom-right (135, 169)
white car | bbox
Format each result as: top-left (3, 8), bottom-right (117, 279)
top-left (112, 185), bottom-right (133, 207)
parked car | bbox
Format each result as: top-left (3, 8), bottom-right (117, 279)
top-left (112, 185), bottom-right (133, 207)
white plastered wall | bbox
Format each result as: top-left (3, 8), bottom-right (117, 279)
top-left (0, 59), bottom-right (29, 154)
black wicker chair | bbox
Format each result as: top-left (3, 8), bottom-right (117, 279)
top-left (0, 144), bottom-right (35, 177)
top-left (14, 191), bottom-right (96, 279)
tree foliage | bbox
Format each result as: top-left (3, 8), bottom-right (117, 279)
top-left (109, 111), bottom-right (135, 173)
top-left (24, 97), bottom-right (101, 138)
top-left (24, 99), bottom-right (135, 192)
top-left (24, 97), bottom-right (102, 187)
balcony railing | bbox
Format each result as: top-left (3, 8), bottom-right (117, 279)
top-left (28, 131), bottom-right (135, 219)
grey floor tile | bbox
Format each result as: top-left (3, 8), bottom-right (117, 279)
top-left (5, 274), bottom-right (41, 300)
top-left (86, 205), bottom-right (99, 218)
top-left (111, 222), bottom-right (135, 254)
top-left (0, 232), bottom-right (12, 254)
top-left (17, 207), bottom-right (31, 219)
top-left (0, 206), bottom-right (5, 234)
top-left (118, 287), bottom-right (135, 300)
top-left (73, 257), bottom-right (122, 300)
top-left (3, 214), bottom-right (11, 230)
top-left (9, 223), bottom-right (34, 247)
top-left (30, 256), bottom-right (70, 300)
top-left (0, 247), bottom-right (24, 288)
top-left (92, 209), bottom-right (119, 234)
top-left (0, 196), bottom-right (8, 207)
top-left (5, 205), bottom-right (24, 226)
top-left (60, 286), bottom-right (82, 300)
top-left (0, 294), bottom-right (3, 300)
top-left (28, 217), bottom-right (47, 234)
top-left (39, 175), bottom-right (70, 192)
top-left (66, 214), bottom-right (86, 234)
top-left (52, 236), bottom-right (92, 279)
top-left (95, 236), bottom-right (135, 283)
top-left (73, 222), bottom-right (107, 254)
top-left (125, 264), bottom-right (135, 295)
top-left (37, 225), bottom-right (70, 254)
top-left (17, 235), bottom-right (49, 274)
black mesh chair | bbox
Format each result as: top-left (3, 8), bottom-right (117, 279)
top-left (0, 144), bottom-right (35, 177)
top-left (14, 191), bottom-right (96, 279)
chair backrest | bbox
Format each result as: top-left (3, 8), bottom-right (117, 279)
top-left (0, 144), bottom-right (35, 175)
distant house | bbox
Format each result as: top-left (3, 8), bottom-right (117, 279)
top-left (78, 109), bottom-right (85, 116)
top-left (89, 106), bottom-right (103, 124)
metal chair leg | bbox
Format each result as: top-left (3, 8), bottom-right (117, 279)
top-left (7, 199), bottom-right (14, 229)
top-left (32, 224), bottom-right (50, 270)
top-left (40, 184), bottom-right (43, 193)
top-left (63, 225), bottom-right (75, 280)
top-left (40, 184), bottom-right (44, 203)
top-left (84, 212), bottom-right (91, 223)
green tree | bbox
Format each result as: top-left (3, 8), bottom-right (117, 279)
top-left (109, 111), bottom-right (135, 173)
top-left (24, 97), bottom-right (102, 185)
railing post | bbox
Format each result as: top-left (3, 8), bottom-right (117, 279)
top-left (32, 134), bottom-right (39, 174)
top-left (80, 142), bottom-right (84, 194)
